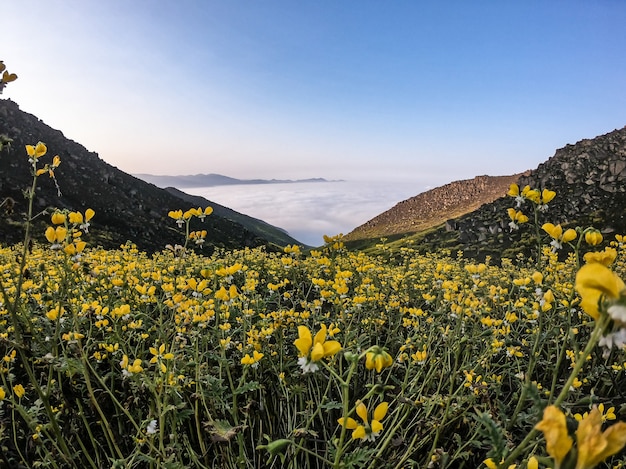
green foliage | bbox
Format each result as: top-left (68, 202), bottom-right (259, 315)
top-left (3, 137), bottom-right (626, 468)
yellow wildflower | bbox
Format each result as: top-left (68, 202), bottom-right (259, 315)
top-left (338, 400), bottom-right (389, 442)
top-left (68, 211), bottom-right (84, 224)
top-left (575, 406), bottom-right (626, 469)
top-left (51, 212), bottom-right (66, 225)
top-left (25, 142), bottom-right (47, 159)
top-left (294, 324), bottom-right (341, 373)
top-left (575, 263), bottom-right (625, 320)
top-left (585, 229), bottom-right (603, 246)
top-left (583, 247), bottom-right (617, 266)
top-left (508, 208), bottom-right (529, 230)
top-left (120, 355), bottom-right (143, 375)
top-left (13, 384), bottom-right (26, 399)
top-left (45, 226), bottom-right (67, 245)
top-left (541, 189), bottom-right (556, 204)
top-left (150, 344), bottom-right (174, 373)
top-left (542, 223), bottom-right (577, 250)
top-left (507, 183), bottom-right (520, 197)
top-left (483, 459), bottom-right (516, 469)
top-left (241, 350), bottom-right (264, 367)
top-left (365, 345), bottom-right (393, 372)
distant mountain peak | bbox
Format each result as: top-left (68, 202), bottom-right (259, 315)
top-left (134, 173), bottom-right (335, 188)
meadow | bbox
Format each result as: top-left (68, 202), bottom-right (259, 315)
top-left (2, 140), bottom-right (626, 469)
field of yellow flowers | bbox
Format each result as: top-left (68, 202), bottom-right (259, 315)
top-left (2, 141), bottom-right (626, 469)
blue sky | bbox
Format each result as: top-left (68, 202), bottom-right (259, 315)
top-left (3, 1), bottom-right (626, 184)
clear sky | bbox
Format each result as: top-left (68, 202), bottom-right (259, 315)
top-left (3, 1), bottom-right (626, 183)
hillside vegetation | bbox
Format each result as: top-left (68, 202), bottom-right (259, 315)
top-left (2, 140), bottom-right (626, 469)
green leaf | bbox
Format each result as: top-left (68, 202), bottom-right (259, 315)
top-left (234, 381), bottom-right (260, 395)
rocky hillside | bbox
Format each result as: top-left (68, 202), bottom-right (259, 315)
top-left (414, 126), bottom-right (626, 260)
top-left (0, 99), bottom-right (301, 253)
top-left (344, 173), bottom-right (527, 242)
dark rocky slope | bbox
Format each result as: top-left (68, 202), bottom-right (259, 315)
top-left (416, 126), bottom-right (626, 260)
top-left (0, 99), bottom-right (296, 253)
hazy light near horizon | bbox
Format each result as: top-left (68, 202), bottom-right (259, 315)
top-left (2, 1), bottom-right (625, 184)
top-left (185, 180), bottom-right (429, 246)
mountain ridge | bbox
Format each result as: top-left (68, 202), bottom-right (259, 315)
top-left (0, 99), bottom-right (303, 252)
top-left (351, 125), bottom-right (626, 261)
top-left (344, 173), bottom-right (528, 242)
top-left (134, 173), bottom-right (338, 188)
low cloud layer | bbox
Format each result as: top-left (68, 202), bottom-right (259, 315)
top-left (186, 180), bottom-right (432, 246)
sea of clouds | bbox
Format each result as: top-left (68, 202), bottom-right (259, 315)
top-left (185, 179), bottom-right (434, 246)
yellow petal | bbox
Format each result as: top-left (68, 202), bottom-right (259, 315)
top-left (507, 183), bottom-right (519, 197)
top-left (55, 226), bottom-right (67, 242)
top-left (371, 419), bottom-right (383, 433)
top-left (577, 286), bottom-right (602, 319)
top-left (352, 425), bottom-right (366, 440)
top-left (51, 212), bottom-right (66, 225)
top-left (516, 213), bottom-right (529, 224)
top-left (525, 189), bottom-right (541, 203)
top-left (542, 223), bottom-right (562, 240)
top-left (294, 326), bottom-right (312, 357)
top-left (69, 212), bottom-right (83, 224)
top-left (527, 456), bottom-right (538, 469)
top-left (365, 352), bottom-right (376, 370)
top-left (337, 417), bottom-right (358, 429)
top-left (541, 189), bottom-right (556, 203)
top-left (535, 406), bottom-right (573, 466)
top-left (356, 402), bottom-right (368, 424)
top-left (562, 229), bottom-right (577, 243)
top-left (34, 142), bottom-right (47, 157)
top-left (310, 342), bottom-right (325, 362)
top-left (322, 340), bottom-right (341, 357)
top-left (313, 324), bottom-right (327, 345)
top-left (2, 71), bottom-right (18, 83)
top-left (576, 263), bottom-right (625, 300)
top-left (373, 402), bottom-right (389, 421)
top-left (85, 208), bottom-right (95, 221)
top-left (507, 208), bottom-right (517, 221)
top-left (585, 230), bottom-right (603, 246)
top-left (375, 355), bottom-right (384, 373)
top-left (575, 407), bottom-right (605, 469)
top-left (45, 226), bottom-right (57, 243)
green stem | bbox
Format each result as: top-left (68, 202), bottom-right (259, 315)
top-left (331, 358), bottom-right (357, 469)
top-left (501, 314), bottom-right (609, 467)
top-left (508, 306), bottom-right (545, 429)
